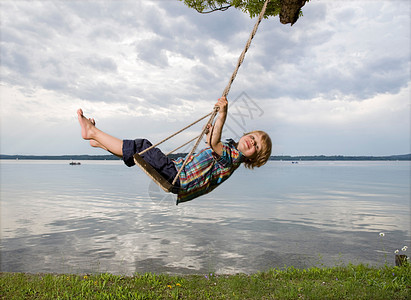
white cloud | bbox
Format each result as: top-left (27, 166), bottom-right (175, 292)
top-left (265, 83), bottom-right (410, 156)
top-left (0, 0), bottom-right (409, 155)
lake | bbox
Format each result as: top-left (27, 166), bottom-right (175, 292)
top-left (0, 160), bottom-right (409, 275)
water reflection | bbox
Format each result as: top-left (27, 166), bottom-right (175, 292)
top-left (0, 160), bottom-right (410, 275)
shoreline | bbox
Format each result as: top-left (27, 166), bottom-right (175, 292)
top-left (1, 153), bottom-right (410, 161)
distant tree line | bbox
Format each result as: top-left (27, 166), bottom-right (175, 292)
top-left (1, 154), bottom-right (410, 161)
top-left (271, 154), bottom-right (411, 161)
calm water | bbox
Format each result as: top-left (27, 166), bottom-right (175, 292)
top-left (0, 160), bottom-right (410, 275)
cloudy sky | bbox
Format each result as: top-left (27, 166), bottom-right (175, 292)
top-left (0, 0), bottom-right (409, 156)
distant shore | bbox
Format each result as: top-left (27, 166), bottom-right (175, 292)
top-left (1, 154), bottom-right (410, 161)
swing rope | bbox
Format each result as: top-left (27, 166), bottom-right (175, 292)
top-left (165, 135), bottom-right (201, 156)
top-left (134, 0), bottom-right (270, 190)
top-left (138, 111), bottom-right (212, 156)
top-left (171, 0), bottom-right (271, 185)
top-left (221, 0), bottom-right (271, 98)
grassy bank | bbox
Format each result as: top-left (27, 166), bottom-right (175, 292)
top-left (1, 264), bottom-right (410, 299)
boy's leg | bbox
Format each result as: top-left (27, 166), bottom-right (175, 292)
top-left (77, 108), bottom-right (179, 185)
top-left (87, 118), bottom-right (112, 153)
top-left (77, 109), bottom-right (123, 157)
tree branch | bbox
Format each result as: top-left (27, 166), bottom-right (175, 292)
top-left (193, 0), bottom-right (232, 14)
top-left (196, 5), bottom-right (231, 14)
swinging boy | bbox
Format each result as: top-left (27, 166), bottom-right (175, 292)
top-left (77, 97), bottom-right (272, 204)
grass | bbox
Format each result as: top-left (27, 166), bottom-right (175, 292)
top-left (1, 264), bottom-right (410, 299)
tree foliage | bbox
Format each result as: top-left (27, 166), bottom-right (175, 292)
top-left (180, 0), bottom-right (308, 25)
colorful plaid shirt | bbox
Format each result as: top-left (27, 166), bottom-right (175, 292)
top-left (173, 140), bottom-right (244, 204)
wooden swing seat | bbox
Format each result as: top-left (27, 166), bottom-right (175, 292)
top-left (133, 153), bottom-right (180, 194)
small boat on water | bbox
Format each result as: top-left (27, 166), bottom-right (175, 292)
top-left (69, 161), bottom-right (81, 165)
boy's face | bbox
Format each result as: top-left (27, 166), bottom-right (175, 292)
top-left (237, 132), bottom-right (263, 159)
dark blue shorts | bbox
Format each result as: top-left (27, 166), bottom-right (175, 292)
top-left (122, 139), bottom-right (180, 187)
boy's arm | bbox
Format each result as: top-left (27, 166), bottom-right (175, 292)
top-left (209, 97), bottom-right (228, 156)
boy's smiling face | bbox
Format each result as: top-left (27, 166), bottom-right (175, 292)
top-left (237, 132), bottom-right (263, 159)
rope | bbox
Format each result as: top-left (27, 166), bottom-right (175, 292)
top-left (172, 0), bottom-right (270, 185)
top-left (165, 134), bottom-right (201, 156)
top-left (221, 0), bottom-right (270, 98)
top-left (138, 111), bottom-right (212, 156)
top-left (172, 106), bottom-right (218, 185)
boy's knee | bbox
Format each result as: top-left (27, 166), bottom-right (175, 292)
top-left (122, 139), bottom-right (153, 167)
top-left (122, 140), bottom-right (136, 167)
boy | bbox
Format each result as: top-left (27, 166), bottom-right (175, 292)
top-left (77, 97), bottom-right (272, 204)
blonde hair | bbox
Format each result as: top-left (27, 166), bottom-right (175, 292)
top-left (243, 130), bottom-right (272, 169)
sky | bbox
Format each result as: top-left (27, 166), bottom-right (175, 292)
top-left (0, 0), bottom-right (410, 156)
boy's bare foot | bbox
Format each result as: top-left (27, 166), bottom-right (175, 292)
top-left (77, 109), bottom-right (96, 140)
top-left (86, 118), bottom-right (108, 150)
top-left (77, 109), bottom-right (123, 157)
